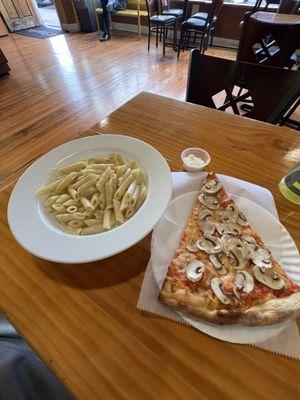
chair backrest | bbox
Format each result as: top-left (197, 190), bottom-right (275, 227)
top-left (186, 50), bottom-right (300, 124)
top-left (207, 0), bottom-right (223, 24)
top-left (237, 11), bottom-right (300, 68)
top-left (145, 0), bottom-right (158, 17)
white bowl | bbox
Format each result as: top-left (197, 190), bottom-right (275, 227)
top-left (181, 147), bottom-right (211, 172)
top-left (8, 135), bottom-right (172, 264)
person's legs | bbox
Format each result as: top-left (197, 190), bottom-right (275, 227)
top-left (100, 0), bottom-right (114, 40)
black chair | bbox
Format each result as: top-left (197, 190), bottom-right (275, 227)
top-left (160, 0), bottom-right (183, 18)
top-left (186, 50), bottom-right (300, 125)
top-left (177, 0), bottom-right (223, 58)
top-left (237, 11), bottom-right (300, 69)
top-left (146, 0), bottom-right (177, 55)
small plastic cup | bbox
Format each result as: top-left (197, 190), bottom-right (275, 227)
top-left (181, 148), bottom-right (211, 172)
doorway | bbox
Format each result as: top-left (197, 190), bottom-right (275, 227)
top-left (35, 0), bottom-right (61, 29)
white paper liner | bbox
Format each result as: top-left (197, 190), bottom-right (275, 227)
top-left (137, 172), bottom-right (300, 359)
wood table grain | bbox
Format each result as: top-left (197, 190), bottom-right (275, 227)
top-left (1, 92), bottom-right (300, 400)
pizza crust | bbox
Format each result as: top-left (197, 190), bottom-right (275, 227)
top-left (159, 278), bottom-right (300, 326)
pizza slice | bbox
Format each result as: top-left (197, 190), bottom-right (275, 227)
top-left (159, 172), bottom-right (300, 325)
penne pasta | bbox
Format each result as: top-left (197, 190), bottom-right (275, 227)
top-left (80, 226), bottom-right (104, 235)
top-left (105, 178), bottom-right (114, 208)
top-left (116, 164), bottom-right (128, 178)
top-left (135, 185), bottom-right (147, 210)
top-left (63, 199), bottom-right (78, 207)
top-left (45, 195), bottom-right (60, 206)
top-left (80, 196), bottom-right (95, 212)
top-left (114, 173), bottom-right (134, 200)
top-left (96, 167), bottom-right (113, 192)
top-left (68, 186), bottom-right (80, 201)
top-left (36, 178), bottom-right (63, 195)
top-left (118, 168), bottom-right (131, 185)
top-left (84, 218), bottom-right (103, 227)
top-left (98, 190), bottom-right (106, 210)
top-left (37, 153), bottom-right (147, 235)
top-left (54, 172), bottom-right (78, 194)
top-left (57, 161), bottom-right (87, 174)
top-left (68, 220), bottom-right (85, 228)
top-left (51, 204), bottom-right (66, 214)
top-left (66, 205), bottom-right (78, 214)
top-left (113, 199), bottom-right (124, 223)
top-left (87, 163), bottom-right (115, 170)
top-left (103, 208), bottom-right (113, 230)
top-left (56, 194), bottom-right (71, 204)
top-left (123, 180), bottom-right (137, 205)
top-left (77, 177), bottom-right (97, 195)
top-left (91, 192), bottom-right (100, 209)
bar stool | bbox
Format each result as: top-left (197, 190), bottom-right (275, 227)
top-left (146, 0), bottom-right (177, 54)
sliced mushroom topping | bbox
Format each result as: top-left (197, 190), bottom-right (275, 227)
top-left (217, 222), bottom-right (241, 236)
top-left (237, 212), bottom-right (249, 227)
top-left (211, 278), bottom-right (230, 304)
top-left (209, 254), bottom-right (226, 275)
top-left (233, 271), bottom-right (254, 299)
top-left (198, 209), bottom-right (213, 221)
top-left (253, 266), bottom-right (285, 290)
top-left (229, 246), bottom-right (248, 269)
top-left (196, 235), bottom-right (223, 254)
top-left (186, 261), bottom-right (205, 282)
top-left (221, 235), bottom-right (242, 254)
top-left (222, 204), bottom-right (239, 223)
top-left (199, 193), bottom-right (219, 210)
top-left (203, 180), bottom-right (222, 194)
top-left (199, 220), bottom-right (216, 236)
top-left (250, 246), bottom-right (272, 269)
top-left (185, 238), bottom-right (198, 253)
top-left (241, 235), bottom-right (256, 245)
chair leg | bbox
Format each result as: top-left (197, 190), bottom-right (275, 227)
top-left (173, 21), bottom-right (177, 51)
top-left (156, 25), bottom-right (159, 48)
top-left (163, 25), bottom-right (166, 55)
top-left (148, 25), bottom-right (151, 51)
top-left (177, 27), bottom-right (184, 58)
top-left (159, 26), bottom-right (162, 42)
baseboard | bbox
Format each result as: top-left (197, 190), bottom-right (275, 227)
top-left (60, 22), bottom-right (81, 32)
top-left (212, 37), bottom-right (239, 49)
top-left (112, 22), bottom-right (148, 34)
top-left (112, 22), bottom-right (239, 49)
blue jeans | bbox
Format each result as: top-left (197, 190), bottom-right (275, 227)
top-left (100, 0), bottom-right (126, 35)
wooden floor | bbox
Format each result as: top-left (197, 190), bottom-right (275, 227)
top-left (0, 31), bottom-right (235, 190)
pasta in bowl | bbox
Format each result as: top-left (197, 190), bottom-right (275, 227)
top-left (37, 153), bottom-right (148, 235)
top-left (8, 134), bottom-right (172, 263)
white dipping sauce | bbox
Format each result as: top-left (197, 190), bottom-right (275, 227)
top-left (183, 154), bottom-right (204, 168)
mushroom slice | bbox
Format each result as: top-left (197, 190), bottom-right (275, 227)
top-left (233, 271), bottom-right (254, 299)
top-left (203, 180), bottom-right (222, 194)
top-left (185, 239), bottom-right (198, 253)
top-left (198, 193), bottom-right (219, 210)
top-left (241, 235), bottom-right (256, 245)
top-left (222, 203), bottom-right (239, 223)
top-left (186, 261), bottom-right (205, 283)
top-left (209, 254), bottom-right (226, 275)
top-left (198, 209), bottom-right (213, 221)
top-left (253, 266), bottom-right (285, 290)
top-left (237, 211), bottom-right (249, 227)
top-left (199, 220), bottom-right (216, 236)
top-left (229, 246), bottom-right (248, 270)
top-left (196, 235), bottom-right (223, 255)
top-left (217, 222), bottom-right (241, 236)
top-left (211, 278), bottom-right (230, 304)
top-left (250, 246), bottom-right (272, 269)
top-left (221, 235), bottom-right (242, 254)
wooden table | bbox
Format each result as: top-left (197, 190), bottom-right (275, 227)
top-left (251, 11), bottom-right (300, 24)
top-left (1, 92), bottom-right (300, 400)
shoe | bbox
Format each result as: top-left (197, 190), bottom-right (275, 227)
top-left (100, 33), bottom-right (111, 42)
